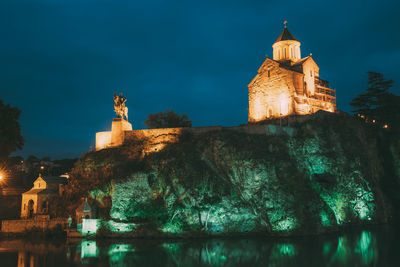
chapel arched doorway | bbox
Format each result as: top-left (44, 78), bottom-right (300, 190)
top-left (28, 199), bottom-right (34, 218)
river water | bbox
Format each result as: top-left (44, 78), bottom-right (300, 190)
top-left (0, 225), bottom-right (398, 266)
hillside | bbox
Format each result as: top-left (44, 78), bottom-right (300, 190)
top-left (60, 112), bottom-right (400, 236)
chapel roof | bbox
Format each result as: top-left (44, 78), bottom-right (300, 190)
top-left (275, 27), bottom-right (298, 43)
top-left (23, 188), bottom-right (58, 195)
top-left (76, 198), bottom-right (93, 213)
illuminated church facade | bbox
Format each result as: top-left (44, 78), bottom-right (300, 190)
top-left (248, 25), bottom-right (337, 122)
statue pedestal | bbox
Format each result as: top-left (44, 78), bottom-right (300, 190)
top-left (111, 118), bottom-right (132, 147)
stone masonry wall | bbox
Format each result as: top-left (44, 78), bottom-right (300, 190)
top-left (96, 112), bottom-right (332, 154)
top-left (124, 125), bottom-right (295, 154)
top-left (1, 218), bottom-right (67, 233)
top-left (248, 58), bottom-right (296, 122)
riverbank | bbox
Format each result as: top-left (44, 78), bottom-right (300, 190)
top-left (0, 218), bottom-right (390, 240)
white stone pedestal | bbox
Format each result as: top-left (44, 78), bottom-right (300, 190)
top-left (111, 118), bottom-right (132, 147)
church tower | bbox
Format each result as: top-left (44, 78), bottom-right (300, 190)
top-left (272, 23), bottom-right (301, 62)
top-left (248, 23), bottom-right (337, 123)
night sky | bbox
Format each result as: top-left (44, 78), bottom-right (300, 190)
top-left (1, 0), bottom-right (399, 159)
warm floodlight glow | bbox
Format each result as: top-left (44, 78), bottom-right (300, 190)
top-left (40, 166), bottom-right (45, 170)
top-left (96, 131), bottom-right (112, 150)
top-left (0, 170), bottom-right (6, 181)
top-left (252, 97), bottom-right (266, 121)
top-left (279, 94), bottom-right (290, 116)
top-left (383, 124), bottom-right (389, 129)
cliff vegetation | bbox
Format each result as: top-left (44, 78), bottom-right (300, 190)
top-left (59, 112), bottom-right (400, 236)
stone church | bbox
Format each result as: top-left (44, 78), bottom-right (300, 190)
top-left (248, 24), bottom-right (337, 122)
top-left (20, 174), bottom-right (67, 219)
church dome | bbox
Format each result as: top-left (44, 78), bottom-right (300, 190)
top-left (274, 27), bottom-right (298, 43)
top-left (272, 24), bottom-right (301, 62)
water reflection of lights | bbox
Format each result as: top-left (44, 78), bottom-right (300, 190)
top-left (2, 229), bottom-right (381, 266)
top-left (81, 240), bottom-right (99, 259)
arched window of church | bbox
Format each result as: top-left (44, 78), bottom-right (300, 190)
top-left (268, 70), bottom-right (270, 77)
top-left (310, 70), bottom-right (313, 77)
top-left (304, 82), bottom-right (307, 95)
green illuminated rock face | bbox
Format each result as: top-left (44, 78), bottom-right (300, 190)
top-left (68, 112), bottom-right (399, 236)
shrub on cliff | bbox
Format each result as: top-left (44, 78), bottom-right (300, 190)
top-left (144, 110), bottom-right (192, 129)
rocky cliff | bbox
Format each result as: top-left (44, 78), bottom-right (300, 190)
top-left (63, 112), bottom-right (400, 236)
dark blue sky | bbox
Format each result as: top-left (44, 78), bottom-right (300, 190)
top-left (1, 0), bottom-right (399, 159)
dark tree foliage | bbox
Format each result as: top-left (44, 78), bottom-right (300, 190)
top-left (26, 155), bottom-right (39, 165)
top-left (350, 72), bottom-right (400, 129)
top-left (7, 156), bottom-right (24, 166)
top-left (144, 109), bottom-right (192, 129)
top-left (0, 99), bottom-right (24, 160)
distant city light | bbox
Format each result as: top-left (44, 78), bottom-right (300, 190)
top-left (40, 166), bottom-right (45, 170)
top-left (383, 124), bottom-right (389, 129)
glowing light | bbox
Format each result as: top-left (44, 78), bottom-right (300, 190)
top-left (81, 219), bottom-right (100, 235)
top-left (354, 231), bottom-right (378, 265)
top-left (275, 218), bottom-right (297, 231)
top-left (251, 96), bottom-right (266, 121)
top-left (0, 170), bottom-right (7, 181)
top-left (383, 124), bottom-right (389, 129)
top-left (107, 220), bottom-right (136, 233)
top-left (96, 131), bottom-right (112, 150)
top-left (162, 221), bottom-right (184, 234)
top-left (81, 240), bottom-right (99, 258)
top-left (40, 166), bottom-right (44, 170)
top-left (108, 244), bottom-right (135, 255)
top-left (279, 94), bottom-right (290, 116)
top-left (320, 211), bottom-right (331, 226)
top-left (108, 244), bottom-right (135, 264)
top-left (277, 244), bottom-right (296, 257)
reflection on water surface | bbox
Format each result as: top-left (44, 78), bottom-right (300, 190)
top-left (0, 226), bottom-right (397, 266)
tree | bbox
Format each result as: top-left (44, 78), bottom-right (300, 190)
top-left (144, 110), bottom-right (192, 129)
top-left (26, 155), bottom-right (39, 166)
top-left (350, 72), bottom-right (400, 129)
top-left (0, 99), bottom-right (24, 160)
top-left (7, 156), bottom-right (24, 166)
